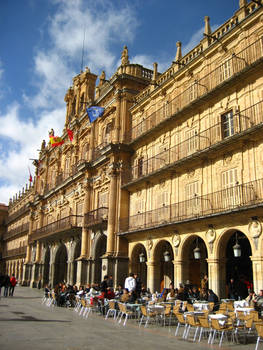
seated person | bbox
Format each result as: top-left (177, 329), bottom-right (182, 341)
top-left (106, 287), bottom-right (115, 300)
top-left (166, 288), bottom-right (176, 301)
top-left (190, 286), bottom-right (200, 300)
top-left (254, 290), bottom-right (263, 313)
top-left (207, 289), bottom-right (219, 311)
top-left (200, 288), bottom-right (208, 301)
top-left (246, 290), bottom-right (256, 307)
top-left (115, 284), bottom-right (123, 298)
top-left (120, 288), bottom-right (130, 303)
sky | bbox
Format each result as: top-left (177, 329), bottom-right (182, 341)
top-left (0, 0), bottom-right (239, 205)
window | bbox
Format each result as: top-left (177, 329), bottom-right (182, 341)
top-left (130, 198), bottom-right (145, 228)
top-left (221, 110), bottom-right (234, 138)
top-left (64, 157), bottom-right (71, 178)
top-left (98, 191), bottom-right (108, 208)
top-left (189, 82), bottom-right (198, 102)
top-left (137, 157), bottom-right (144, 177)
top-left (72, 97), bottom-right (76, 116)
top-left (104, 123), bottom-right (112, 143)
top-left (80, 93), bottom-right (85, 111)
top-left (155, 142), bottom-right (169, 169)
top-left (219, 59), bottom-right (232, 83)
top-left (185, 181), bottom-right (200, 215)
top-left (155, 191), bottom-right (170, 223)
top-left (186, 129), bottom-right (198, 154)
top-left (221, 168), bottom-right (239, 208)
top-left (82, 143), bottom-right (89, 160)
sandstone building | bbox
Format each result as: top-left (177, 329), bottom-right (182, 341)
top-left (1, 0), bottom-right (263, 297)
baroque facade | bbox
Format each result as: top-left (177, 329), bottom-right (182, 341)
top-left (2, 0), bottom-right (263, 297)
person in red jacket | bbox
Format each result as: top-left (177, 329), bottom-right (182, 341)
top-left (9, 274), bottom-right (17, 296)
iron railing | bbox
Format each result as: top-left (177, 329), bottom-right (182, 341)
top-left (84, 207), bottom-right (108, 228)
top-left (7, 204), bottom-right (29, 224)
top-left (3, 223), bottom-right (29, 241)
top-left (119, 178), bottom-right (263, 233)
top-left (128, 37), bottom-right (263, 142)
top-left (92, 142), bottom-right (111, 160)
top-left (122, 100), bottom-right (263, 185)
top-left (2, 246), bottom-right (27, 258)
top-left (31, 215), bottom-right (83, 241)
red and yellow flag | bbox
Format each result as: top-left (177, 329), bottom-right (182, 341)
top-left (50, 136), bottom-right (64, 147)
top-left (67, 129), bottom-right (73, 142)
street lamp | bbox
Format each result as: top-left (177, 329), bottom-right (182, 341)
top-left (163, 250), bottom-right (171, 262)
top-left (193, 238), bottom-right (201, 260)
top-left (139, 252), bottom-right (146, 263)
top-left (233, 232), bottom-right (241, 257)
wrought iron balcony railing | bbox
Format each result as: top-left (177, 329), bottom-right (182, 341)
top-left (3, 222), bottom-right (29, 241)
top-left (128, 37), bottom-right (263, 142)
top-left (7, 204), bottom-right (30, 224)
top-left (84, 207), bottom-right (108, 228)
top-left (122, 100), bottom-right (263, 185)
top-left (119, 178), bottom-right (263, 233)
top-left (92, 142), bottom-right (111, 160)
top-left (31, 215), bottom-right (83, 242)
top-left (2, 246), bottom-right (27, 258)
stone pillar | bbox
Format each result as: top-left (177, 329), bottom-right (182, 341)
top-left (113, 92), bottom-right (121, 143)
top-left (239, 0), bottom-right (247, 21)
top-left (106, 167), bottom-right (118, 255)
top-left (207, 258), bottom-right (221, 297)
top-left (121, 96), bottom-right (128, 143)
top-left (251, 256), bottom-right (263, 292)
top-left (146, 261), bottom-right (158, 294)
top-left (67, 259), bottom-right (75, 285)
top-left (173, 259), bottom-right (183, 288)
top-left (23, 212), bottom-right (34, 285)
top-left (88, 124), bottom-right (95, 161)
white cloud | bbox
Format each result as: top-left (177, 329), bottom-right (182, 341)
top-left (0, 0), bottom-right (139, 204)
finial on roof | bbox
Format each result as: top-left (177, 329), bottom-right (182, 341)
top-left (121, 45), bottom-right (129, 65)
top-left (175, 41), bottom-right (182, 62)
top-left (153, 62), bottom-right (158, 81)
top-left (204, 16), bottom-right (212, 36)
top-left (99, 71), bottom-right (106, 86)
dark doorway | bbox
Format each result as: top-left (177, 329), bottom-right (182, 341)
top-left (54, 244), bottom-right (68, 286)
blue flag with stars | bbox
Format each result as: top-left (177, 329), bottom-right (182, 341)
top-left (86, 106), bottom-right (105, 123)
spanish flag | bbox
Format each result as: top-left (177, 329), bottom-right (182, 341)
top-left (67, 129), bottom-right (73, 142)
top-left (50, 136), bottom-right (64, 147)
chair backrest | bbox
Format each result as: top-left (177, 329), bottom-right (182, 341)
top-left (164, 304), bottom-right (171, 315)
top-left (187, 304), bottom-right (194, 312)
top-left (141, 305), bottom-right (147, 317)
top-left (237, 310), bottom-right (246, 320)
top-left (244, 316), bottom-right (254, 329)
top-left (186, 314), bottom-right (197, 326)
top-left (208, 302), bottom-right (214, 311)
top-left (226, 302), bottom-right (234, 311)
top-left (255, 323), bottom-right (263, 337)
top-left (108, 300), bottom-right (115, 309)
top-left (210, 318), bottom-right (222, 331)
top-left (175, 312), bottom-right (185, 324)
top-left (198, 316), bottom-right (210, 328)
top-left (250, 310), bottom-right (260, 322)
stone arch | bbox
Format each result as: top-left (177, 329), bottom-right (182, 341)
top-left (53, 243), bottom-right (68, 286)
top-left (215, 228), bottom-right (253, 298)
top-left (130, 243), bottom-right (147, 287)
top-left (179, 234), bottom-right (208, 288)
top-left (93, 232), bottom-right (107, 285)
top-left (153, 239), bottom-right (174, 292)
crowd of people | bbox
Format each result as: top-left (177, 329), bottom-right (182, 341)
top-left (0, 274), bottom-right (17, 297)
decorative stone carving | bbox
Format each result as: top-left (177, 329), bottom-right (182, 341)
top-left (248, 220), bottom-right (262, 238)
top-left (206, 228), bottom-right (216, 243)
top-left (121, 45), bottom-right (129, 65)
top-left (172, 233), bottom-right (181, 247)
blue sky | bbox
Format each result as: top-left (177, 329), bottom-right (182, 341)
top-left (0, 0), bottom-right (239, 204)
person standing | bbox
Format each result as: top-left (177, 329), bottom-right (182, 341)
top-left (134, 273), bottom-right (142, 299)
top-left (3, 275), bottom-right (10, 297)
top-left (124, 273), bottom-right (136, 302)
top-left (9, 274), bottom-right (17, 296)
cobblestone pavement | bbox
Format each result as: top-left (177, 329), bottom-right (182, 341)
top-left (0, 286), bottom-right (259, 350)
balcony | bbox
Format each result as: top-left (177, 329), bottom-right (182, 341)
top-left (84, 207), bottom-right (108, 229)
top-left (7, 204), bottom-right (30, 224)
top-left (30, 215), bottom-right (83, 243)
top-left (122, 100), bottom-right (263, 186)
top-left (43, 163), bottom-right (84, 195)
top-left (92, 142), bottom-right (111, 160)
top-left (3, 223), bottom-right (29, 241)
top-left (119, 178), bottom-right (263, 233)
top-left (2, 246), bottom-right (27, 258)
top-left (129, 37), bottom-right (263, 143)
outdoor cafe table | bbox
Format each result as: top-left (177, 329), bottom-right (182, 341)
top-left (234, 300), bottom-right (249, 308)
top-left (126, 303), bottom-right (143, 318)
top-left (209, 313), bottom-right (228, 325)
top-left (235, 307), bottom-right (254, 315)
top-left (193, 302), bottom-right (209, 311)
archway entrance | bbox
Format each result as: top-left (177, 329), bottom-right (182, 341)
top-left (131, 244), bottom-right (147, 288)
top-left (182, 236), bottom-right (208, 288)
top-left (54, 244), bottom-right (68, 286)
top-left (73, 241), bottom-right (81, 285)
top-left (43, 248), bottom-right (50, 286)
top-left (154, 240), bottom-right (174, 292)
top-left (94, 234), bottom-right (106, 285)
top-left (225, 230), bottom-right (252, 298)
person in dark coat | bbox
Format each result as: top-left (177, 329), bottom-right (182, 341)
top-left (3, 275), bottom-right (10, 297)
top-left (228, 278), bottom-right (238, 300)
top-left (208, 289), bottom-right (219, 311)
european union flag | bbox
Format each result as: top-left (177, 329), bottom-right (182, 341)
top-left (86, 106), bottom-right (105, 123)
